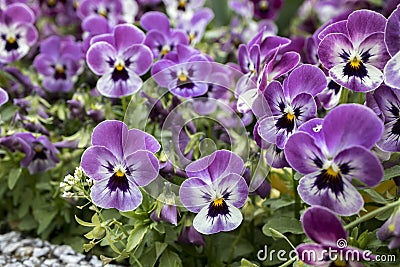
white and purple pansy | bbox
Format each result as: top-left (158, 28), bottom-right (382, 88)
top-left (86, 24), bottom-right (153, 98)
top-left (179, 150), bottom-right (249, 235)
top-left (318, 10), bottom-right (390, 92)
top-left (0, 3), bottom-right (38, 64)
top-left (285, 104), bottom-right (384, 215)
top-left (80, 120), bottom-right (160, 212)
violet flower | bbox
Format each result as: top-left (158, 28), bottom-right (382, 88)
top-left (175, 8), bottom-right (214, 45)
top-left (383, 5), bottom-right (400, 89)
top-left (86, 24), bottom-right (153, 98)
top-left (249, 0), bottom-right (283, 20)
top-left (77, 0), bottom-right (122, 25)
top-left (80, 120), bottom-right (160, 211)
top-left (163, 0), bottom-right (205, 21)
top-left (179, 150), bottom-right (248, 234)
top-left (297, 206), bottom-right (374, 266)
top-left (140, 11), bottom-right (188, 59)
top-left (317, 10), bottom-right (390, 92)
top-left (178, 225), bottom-right (205, 246)
top-left (150, 182), bottom-right (178, 225)
top-left (366, 85), bottom-right (400, 152)
top-left (14, 133), bottom-right (59, 174)
top-left (316, 78), bottom-right (342, 110)
top-left (81, 15), bottom-right (112, 54)
top-left (34, 35), bottom-right (83, 93)
top-left (255, 64), bottom-right (327, 149)
top-left (152, 44), bottom-right (211, 98)
top-left (285, 104), bottom-right (384, 215)
top-left (0, 88), bottom-right (8, 106)
top-left (0, 3), bottom-right (38, 63)
top-left (377, 207), bottom-right (400, 249)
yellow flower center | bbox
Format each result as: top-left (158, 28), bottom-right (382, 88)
top-left (333, 259), bottom-right (347, 267)
top-left (388, 223), bottom-right (396, 232)
top-left (259, 0), bottom-right (269, 11)
top-left (33, 144), bottom-right (43, 153)
top-left (115, 170), bottom-right (125, 177)
top-left (213, 198), bottom-right (224, 207)
top-left (98, 8), bottom-right (108, 18)
top-left (115, 63), bottom-right (124, 71)
top-left (56, 65), bottom-right (64, 74)
top-left (47, 0), bottom-right (56, 7)
top-left (349, 57), bottom-right (361, 69)
top-left (178, 72), bottom-right (188, 82)
top-left (178, 0), bottom-right (186, 9)
top-left (7, 37), bottom-right (16, 44)
top-left (161, 45), bottom-right (170, 56)
top-left (189, 32), bottom-right (196, 42)
top-left (326, 166), bottom-right (339, 177)
top-left (286, 112), bottom-right (295, 121)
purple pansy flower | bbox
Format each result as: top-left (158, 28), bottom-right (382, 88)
top-left (249, 0), bottom-right (283, 20)
top-left (178, 225), bottom-right (205, 246)
top-left (366, 85), bottom-right (400, 152)
top-left (175, 8), bottom-right (214, 45)
top-left (86, 24), bottom-right (153, 98)
top-left (383, 5), bottom-right (400, 89)
top-left (377, 207), bottom-right (400, 249)
top-left (33, 35), bottom-right (83, 93)
top-left (255, 64), bottom-right (327, 149)
top-left (140, 11), bottom-right (189, 59)
top-left (0, 88), bottom-right (8, 106)
top-left (0, 3), bottom-right (38, 63)
top-left (77, 0), bottom-right (122, 25)
top-left (14, 133), bottom-right (59, 174)
top-left (297, 206), bottom-right (374, 266)
top-left (316, 78), bottom-right (342, 110)
top-left (152, 44), bottom-right (211, 98)
top-left (179, 150), bottom-right (248, 234)
top-left (285, 104), bottom-right (384, 215)
top-left (80, 120), bottom-right (160, 211)
top-left (318, 10), bottom-right (390, 92)
top-left (163, 0), bottom-right (205, 21)
top-left (81, 15), bottom-right (112, 54)
top-left (150, 182), bottom-right (178, 225)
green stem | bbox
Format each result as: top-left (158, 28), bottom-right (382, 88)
top-left (345, 198), bottom-right (400, 230)
top-left (292, 170), bottom-right (300, 220)
top-left (278, 256), bottom-right (297, 267)
top-left (339, 88), bottom-right (349, 104)
top-left (227, 225), bottom-right (245, 266)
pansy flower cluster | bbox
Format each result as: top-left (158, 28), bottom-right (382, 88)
top-left (0, 0), bottom-right (400, 266)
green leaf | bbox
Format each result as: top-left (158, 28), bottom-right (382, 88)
top-left (383, 165), bottom-right (400, 181)
top-left (155, 242), bottom-right (168, 259)
top-left (241, 258), bottom-right (259, 267)
top-left (33, 209), bottom-right (58, 234)
top-left (159, 250), bottom-right (182, 267)
top-left (262, 217), bottom-right (303, 237)
top-left (362, 189), bottom-right (388, 204)
top-left (126, 225), bottom-right (148, 252)
top-left (8, 168), bottom-right (22, 190)
top-left (75, 215), bottom-right (96, 227)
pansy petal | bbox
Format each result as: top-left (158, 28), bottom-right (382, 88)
top-left (346, 10), bottom-right (386, 46)
top-left (124, 129), bottom-right (161, 154)
top-left (185, 150), bottom-right (244, 182)
top-left (334, 146), bottom-right (383, 187)
top-left (385, 5), bottom-right (400, 56)
top-left (125, 150), bottom-right (159, 186)
top-left (291, 93), bottom-right (317, 125)
top-left (285, 132), bottom-right (326, 174)
top-left (80, 146), bottom-right (118, 181)
top-left (318, 33), bottom-right (354, 69)
top-left (371, 85), bottom-right (400, 121)
top-left (122, 44), bottom-right (153, 75)
top-left (216, 173), bottom-right (248, 208)
top-left (298, 174), bottom-right (364, 216)
top-left (33, 54), bottom-right (54, 76)
top-left (296, 243), bottom-right (331, 266)
top-left (170, 81), bottom-right (208, 98)
top-left (377, 120), bottom-right (400, 152)
top-left (358, 32), bottom-right (389, 69)
top-left (322, 104), bottom-right (384, 154)
top-left (193, 203), bottom-right (243, 234)
top-left (329, 62), bottom-right (383, 92)
top-left (258, 115), bottom-right (288, 148)
top-left (318, 20), bottom-right (348, 40)
top-left (384, 51), bottom-right (400, 89)
top-left (301, 205), bottom-right (347, 246)
top-left (5, 3), bottom-right (35, 24)
top-left (86, 42), bottom-right (116, 75)
top-left (97, 71), bottom-right (143, 97)
top-left (140, 11), bottom-right (170, 33)
top-left (261, 80), bottom-right (285, 116)
top-left (268, 51), bottom-right (300, 80)
top-left (179, 177), bottom-right (214, 213)
top-left (90, 178), bottom-right (142, 211)
top-left (113, 24), bottom-right (145, 52)
top-left (151, 59), bottom-right (176, 87)
top-left (298, 118), bottom-right (325, 147)
top-left (286, 65), bottom-right (327, 99)
top-left (91, 120), bottom-right (127, 158)
top-left (0, 88), bottom-right (8, 106)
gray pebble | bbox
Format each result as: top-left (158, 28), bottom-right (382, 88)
top-left (53, 245), bottom-right (75, 257)
top-left (60, 254), bottom-right (85, 264)
top-left (15, 246), bottom-right (33, 258)
top-left (3, 242), bottom-right (22, 254)
top-left (32, 247), bottom-right (50, 257)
